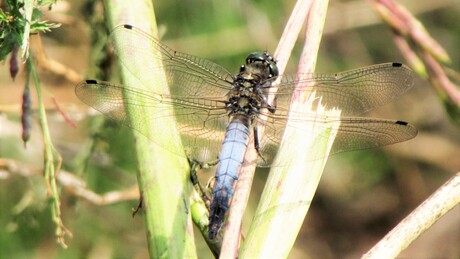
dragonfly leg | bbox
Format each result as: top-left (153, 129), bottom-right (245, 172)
top-left (189, 159), bottom-right (211, 204)
top-left (253, 126), bottom-right (267, 164)
top-left (265, 101), bottom-right (276, 113)
top-left (271, 96), bottom-right (277, 112)
top-left (132, 193), bottom-right (143, 217)
top-left (189, 158), bottom-right (220, 206)
top-left (199, 159), bottom-right (219, 169)
top-left (256, 86), bottom-right (277, 113)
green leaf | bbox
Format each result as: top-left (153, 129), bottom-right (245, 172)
top-left (30, 20), bottom-right (61, 33)
top-left (0, 26), bottom-right (22, 61)
top-left (38, 0), bottom-right (57, 7)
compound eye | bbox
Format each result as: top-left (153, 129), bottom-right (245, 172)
top-left (264, 52), bottom-right (274, 62)
top-left (268, 62), bottom-right (279, 77)
top-left (246, 52), bottom-right (265, 64)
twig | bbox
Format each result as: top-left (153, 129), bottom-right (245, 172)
top-left (31, 34), bottom-right (83, 84)
top-left (52, 97), bottom-right (77, 128)
top-left (0, 158), bottom-right (139, 205)
top-left (371, 0), bottom-right (460, 122)
top-left (363, 172), bottom-right (460, 258)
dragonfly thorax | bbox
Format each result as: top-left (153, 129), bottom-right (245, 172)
top-left (226, 89), bottom-right (262, 118)
top-left (226, 52), bottom-right (278, 118)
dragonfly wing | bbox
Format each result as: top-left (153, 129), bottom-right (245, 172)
top-left (327, 118), bottom-right (417, 155)
top-left (109, 25), bottom-right (235, 96)
top-left (76, 25), bottom-right (235, 163)
top-left (270, 63), bottom-right (415, 118)
top-left (257, 112), bottom-right (417, 166)
top-left (255, 62), bottom-right (416, 166)
top-left (76, 80), bottom-right (230, 163)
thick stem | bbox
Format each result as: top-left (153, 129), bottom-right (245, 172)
top-left (103, 1), bottom-right (196, 258)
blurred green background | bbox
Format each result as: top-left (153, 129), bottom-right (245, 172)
top-left (1, 0), bottom-right (460, 258)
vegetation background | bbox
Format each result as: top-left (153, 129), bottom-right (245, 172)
top-left (1, 0), bottom-right (459, 258)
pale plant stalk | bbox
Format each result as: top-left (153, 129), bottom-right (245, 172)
top-left (239, 1), bottom-right (333, 258)
top-left (371, 0), bottom-right (460, 123)
top-left (363, 172), bottom-right (460, 258)
top-left (103, 0), bottom-right (196, 258)
top-left (220, 0), bottom-right (313, 257)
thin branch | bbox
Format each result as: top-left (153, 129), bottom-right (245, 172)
top-left (363, 172), bottom-right (460, 258)
top-left (371, 0), bottom-right (460, 123)
top-left (31, 34), bottom-right (83, 84)
top-left (0, 158), bottom-right (139, 205)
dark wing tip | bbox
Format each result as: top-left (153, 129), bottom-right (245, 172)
top-left (392, 62), bottom-right (403, 67)
top-left (85, 79), bottom-right (98, 84)
top-left (395, 120), bottom-right (418, 139)
top-left (123, 24), bottom-right (133, 30)
top-left (395, 120), bottom-right (408, 126)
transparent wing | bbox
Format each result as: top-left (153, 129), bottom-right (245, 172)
top-left (76, 25), bottom-right (235, 162)
top-left (76, 25), bottom-right (417, 166)
top-left (258, 113), bottom-right (417, 166)
top-left (269, 63), bottom-right (415, 117)
top-left (257, 63), bottom-right (417, 165)
top-left (109, 25), bottom-right (235, 95)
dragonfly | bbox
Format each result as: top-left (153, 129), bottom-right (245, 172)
top-left (75, 24), bottom-right (417, 239)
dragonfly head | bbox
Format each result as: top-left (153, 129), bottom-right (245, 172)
top-left (242, 51), bottom-right (279, 79)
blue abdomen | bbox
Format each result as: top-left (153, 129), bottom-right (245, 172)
top-left (209, 117), bottom-right (250, 239)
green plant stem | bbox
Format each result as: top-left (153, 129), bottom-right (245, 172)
top-left (103, 0), bottom-right (197, 258)
top-left (28, 57), bottom-right (68, 247)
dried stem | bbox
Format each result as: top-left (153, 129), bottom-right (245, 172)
top-left (219, 1), bottom-right (313, 257)
top-left (239, 1), bottom-right (331, 258)
top-left (31, 35), bottom-right (83, 84)
top-left (371, 0), bottom-right (460, 123)
top-left (0, 158), bottom-right (139, 205)
top-left (363, 172), bottom-right (460, 258)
